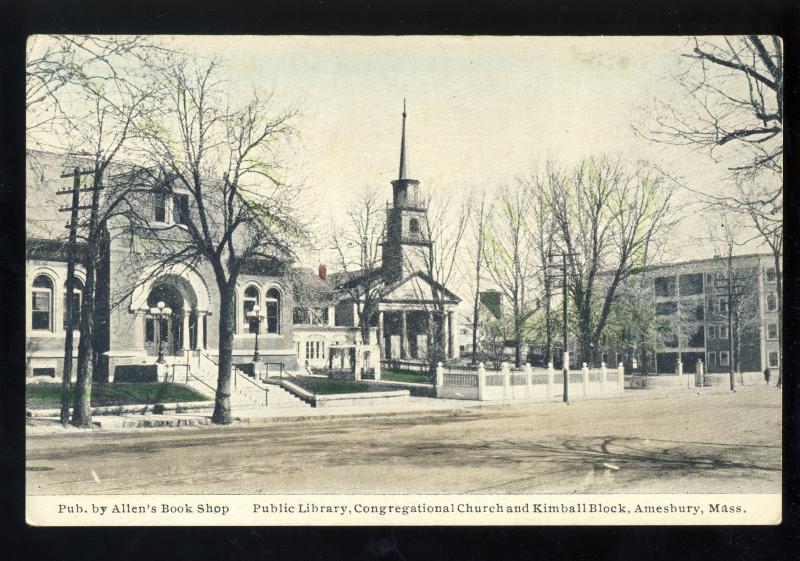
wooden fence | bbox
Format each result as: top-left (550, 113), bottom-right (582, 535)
top-left (435, 361), bottom-right (625, 402)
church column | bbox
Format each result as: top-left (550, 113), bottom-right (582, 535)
top-left (134, 311), bottom-right (145, 351)
top-left (447, 311), bottom-right (454, 359)
top-left (400, 311), bottom-right (409, 359)
top-left (182, 307), bottom-right (191, 351)
top-left (378, 310), bottom-right (385, 358)
top-left (196, 312), bottom-right (206, 351)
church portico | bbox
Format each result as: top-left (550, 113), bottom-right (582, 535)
top-left (377, 305), bottom-right (458, 361)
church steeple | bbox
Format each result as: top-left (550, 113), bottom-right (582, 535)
top-left (390, 101), bottom-right (420, 208)
top-left (383, 101), bottom-right (431, 285)
top-left (398, 99), bottom-right (408, 180)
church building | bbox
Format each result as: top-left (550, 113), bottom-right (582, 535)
top-left (333, 103), bottom-right (461, 364)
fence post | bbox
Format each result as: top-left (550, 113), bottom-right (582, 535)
top-left (435, 362), bottom-right (444, 398)
top-left (600, 361), bottom-right (607, 395)
top-left (581, 362), bottom-right (589, 398)
top-left (547, 361), bottom-right (554, 400)
top-left (478, 362), bottom-right (486, 400)
top-left (697, 359), bottom-right (704, 388)
top-left (618, 362), bottom-right (625, 394)
top-left (501, 362), bottom-right (511, 400)
top-left (524, 363), bottom-right (532, 400)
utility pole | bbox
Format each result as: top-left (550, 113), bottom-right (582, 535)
top-left (548, 249), bottom-right (580, 403)
top-left (56, 167), bottom-right (94, 426)
top-left (714, 273), bottom-right (747, 393)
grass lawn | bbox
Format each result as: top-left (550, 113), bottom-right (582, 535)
top-left (380, 369), bottom-right (431, 384)
top-left (26, 383), bottom-right (212, 410)
top-left (289, 377), bottom-right (390, 395)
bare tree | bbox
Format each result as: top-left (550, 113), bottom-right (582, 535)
top-left (406, 193), bottom-right (470, 371)
top-left (26, 35), bottom-right (167, 427)
top-left (706, 216), bottom-right (764, 384)
top-left (135, 59), bottom-right (306, 424)
top-left (467, 189), bottom-right (490, 365)
top-left (547, 157), bottom-right (678, 365)
top-left (482, 185), bottom-right (539, 368)
top-left (330, 186), bottom-right (386, 346)
top-left (523, 168), bottom-right (560, 364)
top-left (641, 35), bottom-right (783, 385)
top-left (640, 36), bottom-right (782, 180)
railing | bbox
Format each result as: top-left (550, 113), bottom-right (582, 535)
top-left (198, 351), bottom-right (269, 407)
top-left (435, 361), bottom-right (626, 402)
top-left (381, 359), bottom-right (431, 374)
top-left (186, 370), bottom-right (217, 395)
top-left (261, 362), bottom-right (285, 382)
top-left (442, 373), bottom-right (478, 387)
top-left (171, 363), bottom-right (190, 384)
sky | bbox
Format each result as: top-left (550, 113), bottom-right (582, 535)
top-left (31, 36), bottom-right (772, 270)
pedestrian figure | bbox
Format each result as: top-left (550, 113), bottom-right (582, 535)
top-left (763, 367), bottom-right (771, 386)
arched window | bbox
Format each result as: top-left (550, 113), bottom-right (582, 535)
top-left (63, 277), bottom-right (84, 331)
top-left (243, 286), bottom-right (260, 333)
top-left (31, 275), bottom-right (54, 331)
top-left (266, 288), bottom-right (281, 334)
top-left (409, 218), bottom-right (420, 234)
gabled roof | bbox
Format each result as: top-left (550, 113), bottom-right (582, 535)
top-left (380, 271), bottom-right (460, 304)
top-left (337, 270), bottom-right (460, 305)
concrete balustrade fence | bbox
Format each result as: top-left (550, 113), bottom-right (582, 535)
top-left (435, 361), bottom-right (625, 401)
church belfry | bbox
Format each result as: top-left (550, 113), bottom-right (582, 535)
top-left (382, 100), bottom-right (432, 285)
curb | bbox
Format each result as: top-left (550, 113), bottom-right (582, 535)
top-left (26, 386), bottom-right (773, 433)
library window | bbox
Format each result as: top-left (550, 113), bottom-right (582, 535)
top-left (31, 275), bottom-right (54, 331)
top-left (62, 277), bottom-right (84, 331)
top-left (719, 325), bottom-right (729, 339)
top-left (719, 351), bottom-right (730, 367)
top-left (173, 194), bottom-right (190, 225)
top-left (153, 192), bottom-right (167, 222)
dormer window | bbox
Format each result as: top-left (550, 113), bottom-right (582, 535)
top-left (173, 194), bottom-right (190, 225)
top-left (153, 192), bottom-right (167, 222)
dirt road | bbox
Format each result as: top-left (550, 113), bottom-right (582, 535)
top-left (26, 388), bottom-right (781, 495)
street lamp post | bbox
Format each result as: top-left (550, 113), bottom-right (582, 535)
top-left (247, 304), bottom-right (263, 362)
top-left (149, 300), bottom-right (173, 365)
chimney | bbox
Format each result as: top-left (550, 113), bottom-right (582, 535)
top-left (318, 264), bottom-right (327, 280)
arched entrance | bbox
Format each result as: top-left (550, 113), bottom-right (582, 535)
top-left (144, 282), bottom-right (190, 357)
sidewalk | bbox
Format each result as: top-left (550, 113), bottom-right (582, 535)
top-left (26, 384), bottom-right (774, 434)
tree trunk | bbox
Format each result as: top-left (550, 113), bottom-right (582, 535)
top-left (71, 258), bottom-right (96, 427)
top-left (513, 296), bottom-right (522, 368)
top-left (360, 302), bottom-right (371, 346)
top-left (472, 290), bottom-right (480, 366)
top-left (212, 283), bottom-right (235, 424)
top-left (544, 282), bottom-right (553, 364)
top-left (774, 250), bottom-right (782, 387)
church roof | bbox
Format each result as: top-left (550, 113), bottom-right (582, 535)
top-left (334, 269), bottom-right (460, 306)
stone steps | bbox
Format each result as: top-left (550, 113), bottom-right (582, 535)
top-left (186, 371), bottom-right (311, 411)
